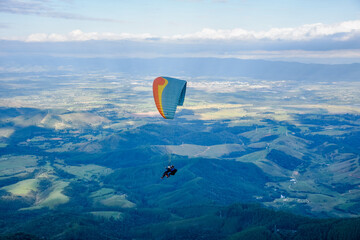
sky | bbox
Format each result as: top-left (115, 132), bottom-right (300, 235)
top-left (1, 0), bottom-right (360, 63)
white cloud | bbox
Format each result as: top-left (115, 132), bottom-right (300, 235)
top-left (21, 20), bottom-right (360, 43)
top-left (25, 30), bottom-right (154, 42)
top-left (169, 20), bottom-right (360, 41)
top-left (2, 19), bottom-right (358, 63)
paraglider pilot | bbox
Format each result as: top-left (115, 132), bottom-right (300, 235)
top-left (161, 165), bottom-right (177, 179)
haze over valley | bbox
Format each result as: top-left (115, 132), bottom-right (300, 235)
top-left (1, 55), bottom-right (360, 239)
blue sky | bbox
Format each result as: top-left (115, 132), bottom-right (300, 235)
top-left (1, 0), bottom-right (360, 62)
top-left (1, 0), bottom-right (359, 37)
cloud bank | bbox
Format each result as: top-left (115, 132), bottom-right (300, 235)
top-left (1, 19), bottom-right (360, 63)
top-left (26, 30), bottom-right (153, 42)
top-left (171, 20), bottom-right (360, 41)
top-left (22, 20), bottom-right (360, 42)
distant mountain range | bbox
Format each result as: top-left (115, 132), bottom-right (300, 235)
top-left (0, 42), bottom-right (359, 81)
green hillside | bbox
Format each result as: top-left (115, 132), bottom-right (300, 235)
top-left (1, 70), bottom-right (360, 239)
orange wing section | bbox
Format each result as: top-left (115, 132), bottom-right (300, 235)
top-left (153, 77), bottom-right (168, 119)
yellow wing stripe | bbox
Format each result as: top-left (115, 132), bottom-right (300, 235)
top-left (158, 78), bottom-right (168, 119)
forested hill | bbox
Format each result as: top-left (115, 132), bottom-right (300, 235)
top-left (1, 203), bottom-right (360, 240)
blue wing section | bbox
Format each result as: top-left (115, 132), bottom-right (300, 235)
top-left (161, 77), bottom-right (187, 119)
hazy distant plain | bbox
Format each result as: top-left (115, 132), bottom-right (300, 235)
top-left (1, 62), bottom-right (360, 219)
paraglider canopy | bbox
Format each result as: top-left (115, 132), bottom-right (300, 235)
top-left (153, 76), bottom-right (187, 119)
